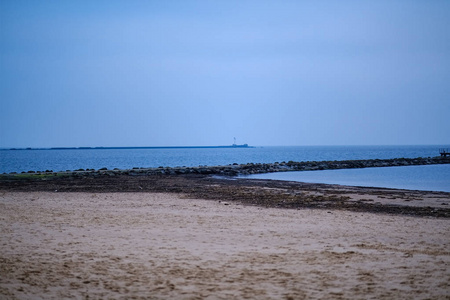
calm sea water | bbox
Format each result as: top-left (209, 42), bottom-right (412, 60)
top-left (241, 164), bottom-right (450, 192)
top-left (0, 145), bottom-right (447, 174)
top-left (1, 145), bottom-right (449, 191)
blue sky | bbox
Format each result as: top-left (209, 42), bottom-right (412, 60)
top-left (1, 0), bottom-right (449, 147)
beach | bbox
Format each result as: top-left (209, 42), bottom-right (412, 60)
top-left (1, 176), bottom-right (450, 299)
top-left (3, 0), bottom-right (449, 297)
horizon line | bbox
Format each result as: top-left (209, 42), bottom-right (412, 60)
top-left (1, 143), bottom-right (449, 150)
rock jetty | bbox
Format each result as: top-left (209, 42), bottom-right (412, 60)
top-left (5, 156), bottom-right (449, 179)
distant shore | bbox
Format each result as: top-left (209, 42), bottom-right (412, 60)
top-left (3, 144), bottom-right (252, 151)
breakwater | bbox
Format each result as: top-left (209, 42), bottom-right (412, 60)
top-left (6, 144), bottom-right (252, 151)
top-left (7, 156), bottom-right (449, 178)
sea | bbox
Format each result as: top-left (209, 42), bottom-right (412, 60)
top-left (1, 145), bottom-right (449, 192)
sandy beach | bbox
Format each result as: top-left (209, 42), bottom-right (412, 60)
top-left (1, 189), bottom-right (449, 299)
top-left (3, 0), bottom-right (449, 298)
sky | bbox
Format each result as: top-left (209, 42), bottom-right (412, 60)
top-left (1, 0), bottom-right (449, 148)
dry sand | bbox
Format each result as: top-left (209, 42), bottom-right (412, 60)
top-left (1, 191), bottom-right (449, 299)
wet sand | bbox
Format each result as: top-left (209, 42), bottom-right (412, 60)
top-left (1, 174), bottom-right (449, 217)
top-left (1, 191), bottom-right (449, 299)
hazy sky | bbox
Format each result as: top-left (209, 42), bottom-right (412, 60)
top-left (1, 0), bottom-right (449, 147)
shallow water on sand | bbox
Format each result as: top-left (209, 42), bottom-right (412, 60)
top-left (241, 164), bottom-right (450, 192)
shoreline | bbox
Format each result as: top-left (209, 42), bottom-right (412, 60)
top-left (1, 173), bottom-right (449, 218)
top-left (2, 163), bottom-right (450, 298)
